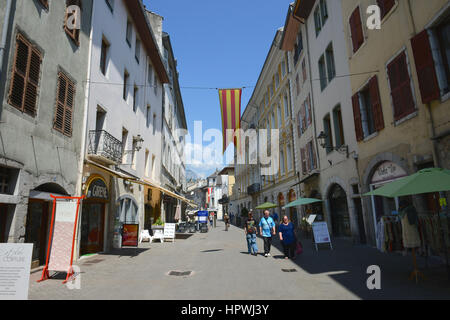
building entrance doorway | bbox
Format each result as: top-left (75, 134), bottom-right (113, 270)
top-left (329, 184), bottom-right (351, 237)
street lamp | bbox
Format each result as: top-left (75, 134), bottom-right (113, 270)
top-left (317, 131), bottom-right (349, 158)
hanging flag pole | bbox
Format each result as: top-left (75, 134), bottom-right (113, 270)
top-left (218, 88), bottom-right (242, 154)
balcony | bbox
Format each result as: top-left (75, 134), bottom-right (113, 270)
top-left (247, 183), bottom-right (261, 196)
top-left (88, 130), bottom-right (123, 165)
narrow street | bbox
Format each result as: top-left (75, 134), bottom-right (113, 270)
top-left (28, 221), bottom-right (450, 300)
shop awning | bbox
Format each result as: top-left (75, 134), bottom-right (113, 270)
top-left (85, 159), bottom-right (197, 207)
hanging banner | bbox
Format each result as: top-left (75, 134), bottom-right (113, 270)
top-left (218, 89), bottom-right (242, 153)
top-left (0, 243), bottom-right (33, 300)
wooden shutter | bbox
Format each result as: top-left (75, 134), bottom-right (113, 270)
top-left (8, 34), bottom-right (42, 117)
top-left (369, 76), bottom-right (385, 131)
top-left (54, 72), bottom-right (76, 137)
top-left (301, 148), bottom-right (307, 175)
top-left (39, 0), bottom-right (49, 9)
top-left (350, 7), bottom-right (364, 53)
top-left (352, 93), bottom-right (364, 142)
top-left (387, 52), bottom-right (415, 121)
top-left (411, 30), bottom-right (440, 104)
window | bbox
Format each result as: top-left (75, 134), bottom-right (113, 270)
top-left (269, 81), bottom-right (274, 98)
top-left (154, 74), bottom-right (158, 95)
top-left (153, 114), bottom-right (157, 135)
top-left (0, 166), bottom-right (18, 195)
top-left (146, 105), bottom-right (151, 127)
top-left (318, 55), bottom-right (327, 91)
top-left (284, 95), bottom-right (289, 119)
top-left (349, 6), bottom-right (364, 53)
top-left (105, 0), bottom-right (114, 12)
top-left (280, 149), bottom-right (285, 175)
top-left (8, 34), bottom-right (42, 117)
top-left (302, 59), bottom-right (307, 83)
top-left (277, 104), bottom-right (282, 128)
top-left (100, 37), bottom-right (109, 75)
top-left (377, 0), bottom-right (395, 20)
top-left (323, 114), bottom-right (333, 154)
top-left (325, 43), bottom-right (336, 82)
top-left (145, 150), bottom-right (150, 177)
top-left (352, 76), bottom-right (384, 141)
top-left (148, 64), bottom-right (153, 86)
top-left (151, 155), bottom-right (156, 179)
top-left (297, 111), bottom-right (302, 137)
top-left (271, 112), bottom-right (276, 129)
top-left (133, 85), bottom-right (138, 112)
top-left (301, 148), bottom-right (307, 174)
top-left (53, 72), bottom-right (76, 137)
top-left (135, 39), bottom-right (141, 63)
top-left (121, 128), bottom-right (128, 164)
top-left (131, 138), bottom-right (137, 170)
top-left (387, 51), bottom-right (416, 121)
top-left (333, 105), bottom-right (345, 148)
top-left (281, 60), bottom-right (287, 78)
top-left (314, 0), bottom-right (328, 37)
top-left (307, 141), bottom-right (317, 171)
top-left (126, 20), bottom-right (132, 47)
top-left (275, 73), bottom-right (280, 90)
top-left (287, 145), bottom-right (292, 172)
top-left (265, 93), bottom-right (269, 107)
top-left (296, 74), bottom-right (301, 96)
top-left (294, 30), bottom-right (303, 65)
top-left (64, 0), bottom-right (81, 45)
top-left (123, 70), bottom-right (129, 101)
top-left (435, 18), bottom-right (450, 94)
top-left (305, 95), bottom-right (312, 127)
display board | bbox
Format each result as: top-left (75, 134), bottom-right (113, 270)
top-left (312, 222), bottom-right (333, 250)
top-left (0, 244), bottom-right (33, 300)
top-left (48, 201), bottom-right (78, 272)
top-left (122, 224), bottom-right (139, 247)
top-left (164, 223), bottom-right (176, 242)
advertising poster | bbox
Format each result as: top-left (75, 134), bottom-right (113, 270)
top-left (0, 244), bottom-right (33, 300)
top-left (48, 201), bottom-right (78, 272)
top-left (312, 222), bottom-right (331, 244)
top-left (122, 224), bottom-right (139, 247)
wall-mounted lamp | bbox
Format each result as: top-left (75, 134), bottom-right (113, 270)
top-left (317, 131), bottom-right (349, 158)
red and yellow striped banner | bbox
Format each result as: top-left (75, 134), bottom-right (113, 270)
top-left (218, 89), bottom-right (242, 153)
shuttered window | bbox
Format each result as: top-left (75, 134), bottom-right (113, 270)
top-left (411, 30), bottom-right (440, 104)
top-left (53, 72), bottom-right (76, 137)
top-left (297, 111), bottom-right (302, 137)
top-left (65, 0), bottom-right (81, 45)
top-left (377, 0), bottom-right (395, 19)
top-left (8, 34), bottom-right (42, 117)
top-left (369, 76), bottom-right (385, 131)
top-left (387, 51), bottom-right (416, 121)
top-left (301, 148), bottom-right (307, 175)
top-left (39, 0), bottom-right (49, 9)
top-left (349, 6), bottom-right (364, 53)
top-left (352, 94), bottom-right (364, 142)
top-left (307, 95), bottom-right (312, 126)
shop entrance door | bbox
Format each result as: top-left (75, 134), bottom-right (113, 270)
top-left (80, 202), bottom-right (105, 256)
top-left (25, 201), bottom-right (49, 268)
top-left (0, 204), bottom-right (7, 243)
top-left (329, 184), bottom-right (351, 237)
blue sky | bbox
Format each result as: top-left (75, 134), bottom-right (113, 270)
top-left (143, 0), bottom-right (293, 178)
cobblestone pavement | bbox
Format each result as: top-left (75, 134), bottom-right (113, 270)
top-left (28, 221), bottom-right (450, 300)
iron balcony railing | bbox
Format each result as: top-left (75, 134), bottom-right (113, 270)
top-left (88, 130), bottom-right (123, 164)
top-left (247, 183), bottom-right (261, 195)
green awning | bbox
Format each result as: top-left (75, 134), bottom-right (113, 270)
top-left (255, 202), bottom-right (278, 210)
top-left (363, 168), bottom-right (450, 198)
top-left (284, 198), bottom-right (322, 208)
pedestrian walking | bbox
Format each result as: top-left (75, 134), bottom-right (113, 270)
top-left (244, 212), bottom-right (258, 256)
top-left (259, 210), bottom-right (276, 257)
top-left (224, 213), bottom-right (230, 231)
top-left (209, 213), bottom-right (213, 227)
top-left (278, 215), bottom-right (296, 259)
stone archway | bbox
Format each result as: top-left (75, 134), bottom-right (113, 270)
top-left (328, 184), bottom-right (351, 237)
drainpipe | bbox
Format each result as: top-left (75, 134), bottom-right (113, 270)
top-left (0, 0), bottom-right (13, 77)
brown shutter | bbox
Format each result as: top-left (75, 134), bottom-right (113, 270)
top-left (350, 7), bottom-right (364, 53)
top-left (54, 72), bottom-right (75, 137)
top-left (377, 0), bottom-right (395, 19)
top-left (411, 30), bottom-right (440, 104)
top-left (8, 34), bottom-right (41, 116)
top-left (388, 52), bottom-right (415, 121)
top-left (352, 93), bottom-right (364, 142)
top-left (369, 76), bottom-right (385, 131)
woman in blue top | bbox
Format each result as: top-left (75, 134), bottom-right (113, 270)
top-left (278, 215), bottom-right (296, 259)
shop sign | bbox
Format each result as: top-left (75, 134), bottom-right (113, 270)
top-left (371, 162), bottom-right (407, 184)
top-left (86, 178), bottom-right (108, 200)
top-left (122, 224), bottom-right (139, 247)
top-left (312, 222), bottom-right (331, 244)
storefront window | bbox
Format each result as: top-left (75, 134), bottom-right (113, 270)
top-left (118, 197), bottom-right (138, 224)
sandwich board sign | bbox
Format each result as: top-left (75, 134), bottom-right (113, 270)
top-left (164, 223), bottom-right (176, 242)
top-left (312, 222), bottom-right (333, 251)
top-left (0, 243), bottom-right (33, 300)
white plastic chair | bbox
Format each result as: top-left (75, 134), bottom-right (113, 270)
top-left (139, 230), bottom-right (153, 243)
top-left (152, 229), bottom-right (165, 243)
